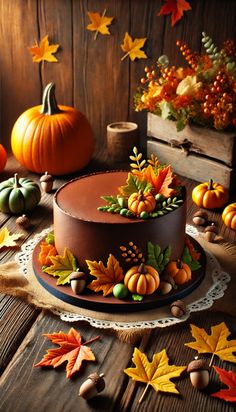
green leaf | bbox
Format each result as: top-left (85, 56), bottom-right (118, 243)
top-left (45, 232), bottom-right (55, 245)
top-left (43, 247), bottom-right (78, 285)
top-left (101, 195), bottom-right (119, 205)
top-left (160, 101), bottom-right (172, 120)
top-left (182, 246), bottom-right (201, 271)
top-left (132, 294), bottom-right (143, 301)
top-left (119, 173), bottom-right (152, 197)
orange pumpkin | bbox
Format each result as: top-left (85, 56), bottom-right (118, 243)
top-left (124, 263), bottom-right (160, 295)
top-left (0, 144), bottom-right (7, 173)
top-left (192, 179), bottom-right (229, 209)
top-left (165, 260), bottom-right (191, 285)
top-left (128, 190), bottom-right (156, 215)
top-left (11, 83), bottom-right (93, 175)
top-left (222, 203), bottom-right (236, 230)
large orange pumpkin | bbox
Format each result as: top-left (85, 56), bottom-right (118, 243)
top-left (222, 203), bottom-right (236, 230)
top-left (192, 179), bottom-right (229, 209)
top-left (11, 83), bottom-right (93, 175)
top-left (0, 144), bottom-right (7, 173)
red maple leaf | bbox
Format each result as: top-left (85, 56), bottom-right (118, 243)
top-left (158, 0), bottom-right (191, 26)
top-left (34, 328), bottom-right (100, 378)
top-left (212, 366), bottom-right (236, 402)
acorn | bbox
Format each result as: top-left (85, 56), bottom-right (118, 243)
top-left (40, 172), bottom-right (54, 193)
top-left (16, 214), bottom-right (31, 229)
top-left (204, 223), bottom-right (218, 242)
top-left (69, 270), bottom-right (87, 294)
top-left (159, 274), bottom-right (176, 295)
top-left (170, 300), bottom-right (186, 318)
top-left (192, 210), bottom-right (208, 226)
top-left (187, 357), bottom-right (210, 389)
top-left (79, 372), bottom-right (105, 400)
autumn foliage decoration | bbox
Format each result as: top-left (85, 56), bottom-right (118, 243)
top-left (158, 0), bottom-right (192, 27)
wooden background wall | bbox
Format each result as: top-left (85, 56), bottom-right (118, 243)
top-left (0, 0), bottom-right (235, 157)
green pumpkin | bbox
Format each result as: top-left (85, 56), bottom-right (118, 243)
top-left (0, 173), bottom-right (41, 214)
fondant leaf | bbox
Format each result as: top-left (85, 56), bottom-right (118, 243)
top-left (185, 322), bottom-right (236, 364)
top-left (34, 328), bottom-right (100, 378)
top-left (43, 247), bottom-right (77, 285)
top-left (182, 246), bottom-right (201, 271)
top-left (86, 254), bottom-right (124, 296)
top-left (146, 242), bottom-right (171, 274)
top-left (124, 348), bottom-right (186, 402)
top-left (119, 172), bottom-right (152, 197)
top-left (39, 241), bottom-right (58, 266)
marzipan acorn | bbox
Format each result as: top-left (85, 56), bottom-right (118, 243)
top-left (69, 270), bottom-right (87, 294)
top-left (79, 372), bottom-right (105, 400)
top-left (159, 274), bottom-right (176, 295)
top-left (40, 171), bottom-right (54, 193)
top-left (187, 357), bottom-right (210, 389)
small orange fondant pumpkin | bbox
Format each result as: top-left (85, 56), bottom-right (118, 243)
top-left (124, 263), bottom-right (160, 295)
top-left (11, 83), bottom-right (93, 175)
top-left (222, 203), bottom-right (236, 230)
top-left (128, 190), bottom-right (156, 215)
top-left (165, 260), bottom-right (191, 285)
top-left (192, 179), bottom-right (229, 209)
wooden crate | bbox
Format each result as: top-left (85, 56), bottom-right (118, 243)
top-left (147, 113), bottom-right (236, 189)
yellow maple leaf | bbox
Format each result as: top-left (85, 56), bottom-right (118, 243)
top-left (87, 9), bottom-right (114, 39)
top-left (0, 227), bottom-right (23, 249)
top-left (121, 32), bottom-right (148, 61)
top-left (185, 322), bottom-right (236, 365)
top-left (124, 348), bottom-right (186, 402)
top-left (86, 254), bottom-right (124, 296)
top-left (28, 35), bottom-right (60, 63)
top-left (43, 247), bottom-right (77, 285)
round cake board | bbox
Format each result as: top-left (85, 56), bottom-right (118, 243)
top-left (32, 235), bottom-right (206, 313)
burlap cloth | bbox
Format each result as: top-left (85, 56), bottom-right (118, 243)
top-left (0, 232), bottom-right (235, 332)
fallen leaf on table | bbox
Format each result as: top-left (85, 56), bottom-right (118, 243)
top-left (43, 247), bottom-right (77, 285)
top-left (87, 9), bottom-right (114, 39)
top-left (35, 328), bottom-right (100, 378)
top-left (86, 254), bottom-right (124, 296)
top-left (28, 35), bottom-right (60, 63)
top-left (185, 322), bottom-right (236, 366)
top-left (211, 366), bottom-right (236, 402)
top-left (124, 348), bottom-right (186, 403)
top-left (121, 32), bottom-right (147, 61)
top-left (0, 227), bottom-right (23, 249)
top-left (158, 0), bottom-right (191, 27)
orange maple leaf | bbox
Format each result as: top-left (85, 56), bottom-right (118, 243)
top-left (86, 254), bottom-right (124, 296)
top-left (133, 165), bottom-right (175, 197)
top-left (38, 241), bottom-right (58, 266)
top-left (158, 0), bottom-right (191, 26)
top-left (212, 367), bottom-right (236, 402)
top-left (28, 35), bottom-right (59, 63)
top-left (34, 328), bottom-right (100, 378)
top-left (87, 9), bottom-right (114, 39)
top-left (121, 32), bottom-right (147, 61)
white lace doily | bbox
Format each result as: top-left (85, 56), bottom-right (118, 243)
top-left (15, 225), bottom-right (230, 330)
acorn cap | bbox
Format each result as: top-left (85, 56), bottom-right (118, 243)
top-left (40, 171), bottom-right (53, 182)
top-left (69, 271), bottom-right (87, 282)
top-left (88, 373), bottom-right (105, 392)
top-left (193, 210), bottom-right (208, 219)
top-left (204, 224), bottom-right (217, 233)
top-left (187, 359), bottom-right (210, 373)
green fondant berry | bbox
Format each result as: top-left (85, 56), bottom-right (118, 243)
top-left (120, 208), bottom-right (129, 216)
top-left (140, 211), bottom-right (149, 219)
top-left (155, 193), bottom-right (165, 202)
top-left (113, 283), bottom-right (129, 299)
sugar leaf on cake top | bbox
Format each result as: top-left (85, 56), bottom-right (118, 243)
top-left (98, 147), bottom-right (184, 219)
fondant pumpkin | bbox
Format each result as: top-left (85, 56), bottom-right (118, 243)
top-left (11, 83), bottom-right (93, 175)
top-left (222, 203), bottom-right (236, 230)
top-left (128, 190), bottom-right (156, 215)
top-left (192, 179), bottom-right (229, 209)
top-left (0, 144), bottom-right (7, 173)
top-left (124, 263), bottom-right (160, 295)
top-left (0, 173), bottom-right (41, 214)
top-left (165, 260), bottom-right (191, 285)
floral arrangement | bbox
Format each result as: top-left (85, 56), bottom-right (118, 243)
top-left (98, 147), bottom-right (184, 219)
top-left (134, 32), bottom-right (236, 131)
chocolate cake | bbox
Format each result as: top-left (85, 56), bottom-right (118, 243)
top-left (53, 171), bottom-right (187, 273)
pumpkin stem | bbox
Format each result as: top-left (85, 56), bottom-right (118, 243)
top-left (176, 259), bottom-right (183, 269)
top-left (208, 179), bottom-right (214, 190)
top-left (14, 173), bottom-right (21, 188)
top-left (138, 263), bottom-right (147, 274)
top-left (40, 83), bottom-right (62, 115)
top-left (138, 190), bottom-right (144, 201)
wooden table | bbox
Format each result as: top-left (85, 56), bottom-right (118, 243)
top-left (1, 157), bottom-right (236, 412)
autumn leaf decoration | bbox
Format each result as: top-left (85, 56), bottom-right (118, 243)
top-left (28, 35), bottom-right (60, 63)
top-left (0, 227), bottom-right (23, 249)
top-left (124, 348), bottom-right (186, 403)
top-left (87, 9), bottom-right (114, 40)
top-left (185, 322), bottom-right (236, 367)
top-left (133, 165), bottom-right (176, 198)
top-left (158, 0), bottom-right (192, 27)
top-left (43, 247), bottom-right (77, 285)
top-left (212, 367), bottom-right (236, 403)
top-left (86, 254), bottom-right (124, 296)
top-left (121, 32), bottom-right (147, 61)
top-left (34, 328), bottom-right (100, 378)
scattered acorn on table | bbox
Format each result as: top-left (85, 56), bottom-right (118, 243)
top-left (192, 210), bottom-right (208, 226)
top-left (204, 223), bottom-right (218, 242)
top-left (170, 300), bottom-right (186, 318)
top-left (16, 214), bottom-right (31, 230)
top-left (187, 357), bottom-right (210, 389)
top-left (40, 172), bottom-right (54, 193)
top-left (79, 372), bottom-right (105, 400)
top-left (69, 270), bottom-right (87, 294)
